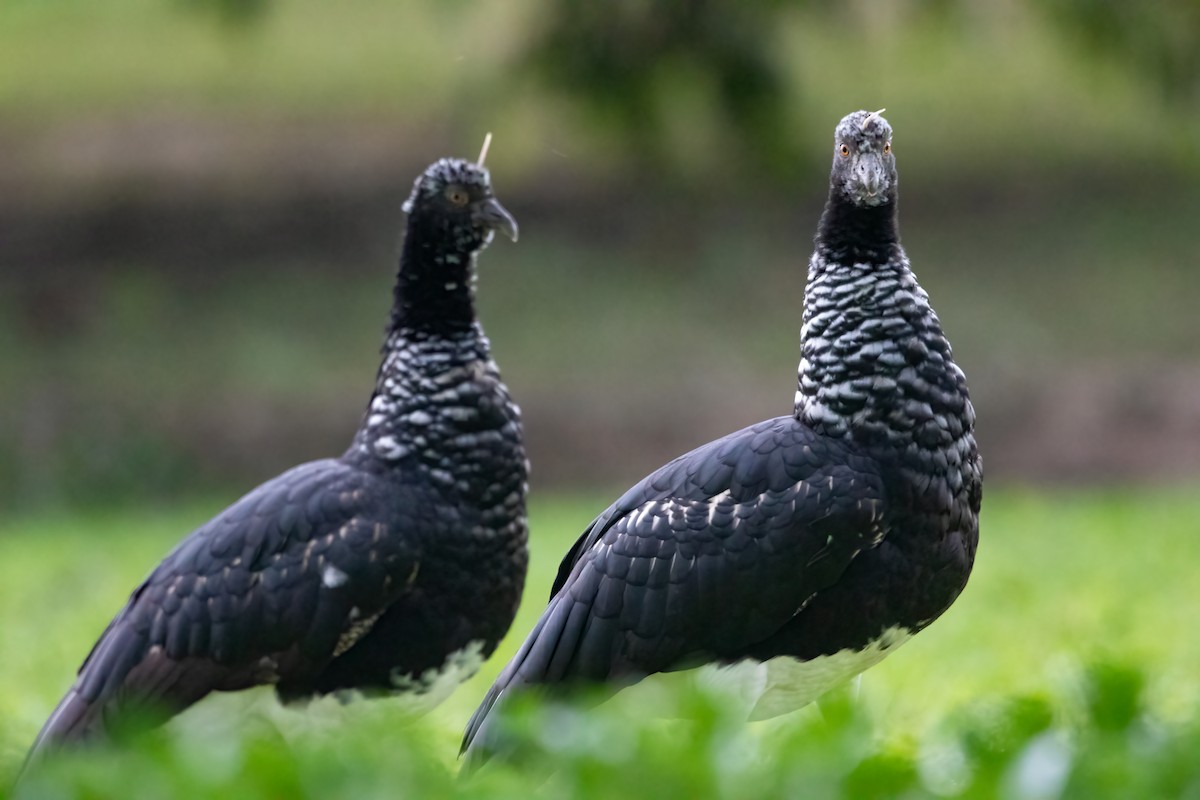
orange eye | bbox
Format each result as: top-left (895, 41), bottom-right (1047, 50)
top-left (445, 186), bottom-right (470, 206)
top-left (883, 141), bottom-right (891, 154)
top-left (839, 144), bottom-right (850, 157)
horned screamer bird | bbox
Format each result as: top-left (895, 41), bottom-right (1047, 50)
top-left (462, 110), bottom-right (981, 762)
top-left (29, 150), bottom-right (529, 759)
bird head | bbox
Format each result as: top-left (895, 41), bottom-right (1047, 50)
top-left (402, 157), bottom-right (519, 251)
top-left (829, 109), bottom-right (896, 208)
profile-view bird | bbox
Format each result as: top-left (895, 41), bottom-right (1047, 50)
top-left (462, 110), bottom-right (981, 762)
top-left (29, 152), bottom-right (529, 759)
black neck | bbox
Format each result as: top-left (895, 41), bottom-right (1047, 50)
top-left (815, 195), bottom-right (900, 267)
top-left (389, 222), bottom-right (478, 335)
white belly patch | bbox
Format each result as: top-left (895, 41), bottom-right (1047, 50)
top-left (633, 626), bottom-right (913, 721)
top-left (737, 625), bottom-right (912, 720)
top-left (170, 643), bottom-right (489, 743)
top-left (384, 640), bottom-right (487, 714)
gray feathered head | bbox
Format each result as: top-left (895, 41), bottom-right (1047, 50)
top-left (829, 109), bottom-right (896, 208)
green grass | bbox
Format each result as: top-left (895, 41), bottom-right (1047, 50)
top-left (2, 488), bottom-right (1199, 796)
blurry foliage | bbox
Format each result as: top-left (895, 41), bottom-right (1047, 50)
top-left (1039, 0), bottom-right (1200, 106)
top-left (522, 0), bottom-right (797, 177)
top-left (481, 661), bottom-right (1200, 799)
top-left (11, 659), bottom-right (1200, 799)
top-left (37, 0), bottom-right (1187, 178)
top-left (498, 0), bottom-right (1200, 177)
top-left (177, 0), bottom-right (271, 30)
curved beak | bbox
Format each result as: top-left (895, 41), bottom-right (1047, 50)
top-left (852, 152), bottom-right (888, 202)
top-left (472, 197), bottom-right (519, 243)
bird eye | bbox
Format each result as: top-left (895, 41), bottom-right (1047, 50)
top-left (883, 141), bottom-right (891, 154)
top-left (839, 144), bottom-right (850, 157)
top-left (444, 186), bottom-right (470, 206)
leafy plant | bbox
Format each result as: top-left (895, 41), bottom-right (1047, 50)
top-left (11, 659), bottom-right (1199, 799)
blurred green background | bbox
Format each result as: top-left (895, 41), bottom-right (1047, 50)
top-left (3, 0), bottom-right (1198, 507)
top-left (2, 0), bottom-right (1199, 796)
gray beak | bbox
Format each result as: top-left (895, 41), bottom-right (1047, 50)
top-left (473, 197), bottom-right (519, 243)
top-left (855, 153), bottom-right (886, 198)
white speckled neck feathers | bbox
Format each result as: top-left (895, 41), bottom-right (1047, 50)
top-left (794, 245), bottom-right (975, 469)
top-left (795, 178), bottom-right (977, 522)
top-left (348, 325), bottom-right (525, 501)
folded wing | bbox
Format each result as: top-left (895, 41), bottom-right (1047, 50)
top-left (31, 458), bottom-right (420, 754)
top-left (463, 415), bottom-right (886, 758)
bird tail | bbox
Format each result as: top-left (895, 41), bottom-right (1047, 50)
top-left (460, 559), bottom-right (631, 769)
top-left (23, 615), bottom-right (144, 767)
top-left (24, 686), bottom-right (97, 758)
top-left (13, 685), bottom-right (104, 787)
top-left (23, 602), bottom-right (205, 768)
top-left (459, 592), bottom-right (579, 768)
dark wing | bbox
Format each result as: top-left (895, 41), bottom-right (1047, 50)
top-left (30, 458), bottom-right (419, 756)
top-left (462, 416), bottom-right (886, 758)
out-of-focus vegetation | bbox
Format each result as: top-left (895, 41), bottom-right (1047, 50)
top-left (1040, 0), bottom-right (1200, 105)
top-left (522, 0), bottom-right (798, 175)
top-left (1, 0), bottom-right (1196, 178)
top-left (70, 0), bottom-right (1193, 180)
top-left (3, 0), bottom-right (1198, 512)
top-left (4, 489), bottom-right (1200, 795)
top-left (525, 0), bottom-right (1200, 179)
top-left (11, 660), bottom-right (1200, 799)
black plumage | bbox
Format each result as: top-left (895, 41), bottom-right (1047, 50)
top-left (462, 110), bottom-right (981, 761)
top-left (29, 157), bottom-right (529, 757)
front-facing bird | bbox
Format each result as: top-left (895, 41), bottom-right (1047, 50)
top-left (28, 155), bottom-right (529, 759)
top-left (462, 110), bottom-right (981, 763)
